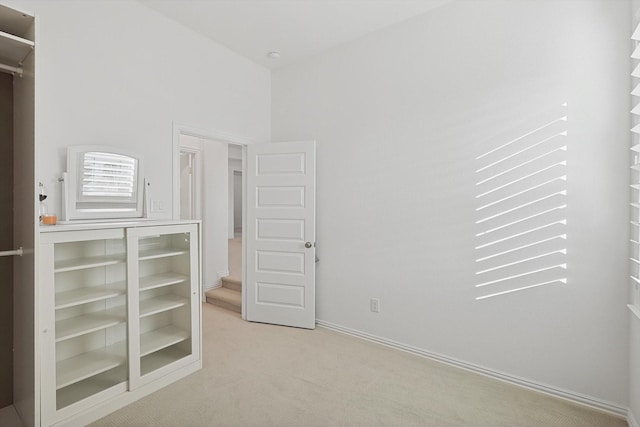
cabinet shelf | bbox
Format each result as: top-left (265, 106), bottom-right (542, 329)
top-left (54, 255), bottom-right (124, 273)
top-left (56, 342), bottom-right (126, 390)
top-left (139, 295), bottom-right (188, 318)
top-left (141, 345), bottom-right (190, 376)
top-left (140, 325), bottom-right (189, 357)
top-left (139, 248), bottom-right (187, 261)
top-left (139, 272), bottom-right (188, 292)
top-left (0, 29), bottom-right (33, 66)
top-left (56, 309), bottom-right (126, 342)
top-left (56, 366), bottom-right (127, 411)
top-left (55, 282), bottom-right (126, 310)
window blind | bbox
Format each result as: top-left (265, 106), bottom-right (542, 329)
top-left (79, 151), bottom-right (137, 202)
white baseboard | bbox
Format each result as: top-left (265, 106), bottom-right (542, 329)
top-left (203, 271), bottom-right (229, 292)
top-left (316, 319), bottom-right (628, 419)
top-left (630, 409), bottom-right (640, 427)
top-left (203, 281), bottom-right (220, 292)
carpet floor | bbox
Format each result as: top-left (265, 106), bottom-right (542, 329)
top-left (91, 304), bottom-right (626, 427)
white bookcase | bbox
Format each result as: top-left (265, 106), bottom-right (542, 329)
top-left (38, 221), bottom-right (201, 427)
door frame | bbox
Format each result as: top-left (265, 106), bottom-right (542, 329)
top-left (179, 144), bottom-right (202, 221)
top-left (172, 123), bottom-right (250, 318)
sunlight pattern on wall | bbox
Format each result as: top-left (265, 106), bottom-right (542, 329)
top-left (474, 104), bottom-right (568, 300)
top-left (630, 22), bottom-right (640, 312)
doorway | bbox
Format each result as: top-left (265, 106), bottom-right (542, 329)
top-left (174, 126), bottom-right (246, 316)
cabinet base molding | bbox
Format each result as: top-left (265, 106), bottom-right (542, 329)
top-left (52, 361), bottom-right (202, 427)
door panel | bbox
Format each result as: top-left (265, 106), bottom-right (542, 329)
top-left (256, 186), bottom-right (305, 207)
top-left (246, 141), bottom-right (316, 329)
top-left (256, 250), bottom-right (306, 274)
top-left (256, 219), bottom-right (305, 241)
top-left (256, 282), bottom-right (305, 307)
top-left (256, 152), bottom-right (306, 175)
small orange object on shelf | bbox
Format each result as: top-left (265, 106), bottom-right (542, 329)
top-left (42, 215), bottom-right (57, 225)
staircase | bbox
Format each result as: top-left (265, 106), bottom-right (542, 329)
top-left (205, 276), bottom-right (241, 313)
top-left (205, 237), bottom-right (242, 313)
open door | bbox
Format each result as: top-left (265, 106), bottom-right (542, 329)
top-left (246, 141), bottom-right (316, 329)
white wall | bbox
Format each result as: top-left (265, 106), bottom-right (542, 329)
top-left (179, 134), bottom-right (228, 290)
top-left (8, 0), bottom-right (270, 219)
top-left (630, 1), bottom-right (640, 424)
top-left (228, 157), bottom-right (242, 237)
top-left (203, 138), bottom-right (229, 289)
top-left (233, 172), bottom-right (242, 232)
top-left (273, 0), bottom-right (631, 408)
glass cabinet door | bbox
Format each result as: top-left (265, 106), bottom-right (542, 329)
top-left (127, 223), bottom-right (200, 388)
top-left (40, 229), bottom-right (128, 423)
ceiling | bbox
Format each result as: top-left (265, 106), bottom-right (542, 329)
top-left (139, 0), bottom-right (451, 70)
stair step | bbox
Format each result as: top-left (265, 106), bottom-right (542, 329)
top-left (221, 276), bottom-right (242, 292)
top-left (205, 287), bottom-right (241, 313)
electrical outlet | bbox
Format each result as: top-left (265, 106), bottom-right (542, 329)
top-left (370, 298), bottom-right (380, 313)
top-left (151, 200), bottom-right (165, 212)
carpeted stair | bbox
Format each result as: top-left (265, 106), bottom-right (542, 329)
top-left (205, 276), bottom-right (241, 313)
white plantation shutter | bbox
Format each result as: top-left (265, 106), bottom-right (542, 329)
top-left (79, 151), bottom-right (137, 201)
top-left (631, 17), bottom-right (640, 312)
top-left (64, 145), bottom-right (145, 220)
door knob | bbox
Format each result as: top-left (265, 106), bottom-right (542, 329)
top-left (305, 242), bottom-right (313, 248)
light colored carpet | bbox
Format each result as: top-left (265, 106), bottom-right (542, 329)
top-left (91, 304), bottom-right (626, 427)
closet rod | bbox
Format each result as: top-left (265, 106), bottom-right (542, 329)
top-left (0, 62), bottom-right (22, 76)
top-left (0, 247), bottom-right (23, 257)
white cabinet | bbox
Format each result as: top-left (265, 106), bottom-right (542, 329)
top-left (38, 221), bottom-right (201, 426)
top-left (126, 224), bottom-right (200, 389)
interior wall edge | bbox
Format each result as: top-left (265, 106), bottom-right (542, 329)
top-left (316, 319), bottom-right (629, 419)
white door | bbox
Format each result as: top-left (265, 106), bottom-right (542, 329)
top-left (246, 141), bottom-right (316, 329)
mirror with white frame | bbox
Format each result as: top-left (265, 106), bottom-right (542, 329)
top-left (61, 145), bottom-right (147, 221)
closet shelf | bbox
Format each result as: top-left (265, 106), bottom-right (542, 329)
top-left (140, 325), bottom-right (189, 357)
top-left (139, 272), bottom-right (188, 292)
top-left (0, 29), bottom-right (33, 66)
top-left (139, 295), bottom-right (188, 318)
top-left (55, 282), bottom-right (126, 310)
top-left (141, 346), bottom-right (190, 376)
top-left (56, 341), bottom-right (126, 390)
top-left (54, 255), bottom-right (124, 273)
top-left (56, 367), bottom-right (127, 411)
top-left (56, 309), bottom-right (126, 342)
top-left (138, 248), bottom-right (187, 261)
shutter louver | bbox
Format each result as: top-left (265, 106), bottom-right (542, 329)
top-left (81, 152), bottom-right (137, 200)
